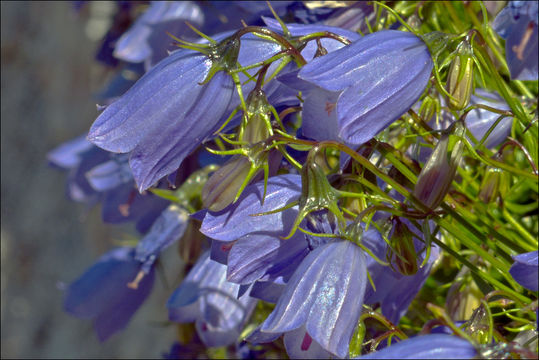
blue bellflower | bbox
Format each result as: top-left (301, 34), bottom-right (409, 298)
top-left (88, 31), bottom-right (283, 192)
top-left (493, 1), bottom-right (538, 80)
top-left (259, 240), bottom-right (367, 359)
top-left (63, 247), bottom-right (155, 342)
top-left (358, 334), bottom-right (477, 359)
top-left (298, 30), bottom-right (433, 146)
top-left (114, 1), bottom-right (204, 68)
top-left (167, 251), bottom-right (258, 347)
top-left (509, 250), bottom-right (539, 291)
top-left (63, 204), bottom-right (188, 341)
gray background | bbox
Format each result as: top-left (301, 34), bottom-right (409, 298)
top-left (1, 2), bottom-right (180, 358)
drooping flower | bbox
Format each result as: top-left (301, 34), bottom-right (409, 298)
top-left (509, 250), bottom-right (538, 291)
top-left (63, 204), bottom-right (188, 341)
top-left (493, 1), bottom-right (538, 81)
top-left (167, 251), bottom-right (257, 347)
top-left (114, 1), bottom-right (204, 67)
top-left (465, 89), bottom-right (511, 148)
top-left (88, 30), bottom-right (283, 192)
top-left (297, 30), bottom-right (433, 146)
top-left (63, 247), bottom-right (155, 342)
top-left (357, 334), bottom-right (477, 359)
top-left (259, 240), bottom-right (367, 359)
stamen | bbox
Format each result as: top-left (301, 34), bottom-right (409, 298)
top-left (127, 270), bottom-right (145, 290)
top-left (512, 22), bottom-right (534, 61)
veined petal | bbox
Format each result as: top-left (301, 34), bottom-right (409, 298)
top-left (465, 89), bottom-right (511, 148)
top-left (128, 70), bottom-right (235, 190)
top-left (358, 334), bottom-right (477, 359)
top-left (134, 205), bottom-right (189, 272)
top-left (299, 30), bottom-right (432, 146)
top-left (88, 50), bottom-right (210, 153)
top-left (200, 174), bottom-right (302, 241)
top-left (167, 252), bottom-right (257, 347)
top-left (227, 231), bottom-right (309, 285)
top-left (261, 241), bottom-right (367, 359)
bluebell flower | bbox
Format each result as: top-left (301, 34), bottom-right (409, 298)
top-left (200, 174), bottom-right (302, 241)
top-left (493, 1), bottom-right (538, 80)
top-left (465, 89), bottom-right (511, 148)
top-left (357, 334), bottom-right (477, 359)
top-left (63, 247), bottom-right (155, 341)
top-left (297, 30), bottom-right (433, 147)
top-left (114, 1), bottom-right (204, 67)
top-left (167, 251), bottom-right (257, 347)
top-left (48, 135), bottom-right (111, 202)
top-left (259, 240), bottom-right (367, 359)
top-left (509, 250), bottom-right (538, 291)
top-left (64, 204), bottom-right (188, 340)
top-left (88, 30), bottom-right (283, 192)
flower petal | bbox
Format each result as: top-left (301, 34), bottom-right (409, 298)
top-left (359, 334), bottom-right (477, 359)
top-left (200, 174), bottom-right (302, 241)
top-left (261, 241), bottom-right (367, 358)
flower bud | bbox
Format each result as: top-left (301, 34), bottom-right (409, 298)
top-left (387, 217), bottom-right (418, 276)
top-left (202, 156), bottom-right (254, 212)
top-left (241, 88), bottom-right (272, 145)
top-left (478, 166), bottom-right (501, 203)
top-left (413, 120), bottom-right (465, 210)
top-left (445, 40), bottom-right (474, 111)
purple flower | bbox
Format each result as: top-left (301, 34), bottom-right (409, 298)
top-left (88, 31), bottom-right (283, 192)
top-left (63, 247), bottom-right (155, 341)
top-left (509, 250), bottom-right (538, 291)
top-left (167, 251), bottom-right (257, 347)
top-left (259, 240), bottom-right (367, 359)
top-left (63, 204), bottom-right (187, 341)
top-left (493, 1), bottom-right (538, 80)
top-left (200, 174), bottom-right (302, 241)
top-left (114, 1), bottom-right (204, 67)
top-left (358, 334), bottom-right (477, 359)
top-left (298, 30), bottom-right (433, 146)
top-left (465, 89), bottom-right (511, 148)
top-left (134, 204), bottom-right (189, 273)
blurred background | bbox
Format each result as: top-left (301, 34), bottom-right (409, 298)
top-left (1, 2), bottom-right (179, 358)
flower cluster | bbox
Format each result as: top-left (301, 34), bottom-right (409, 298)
top-left (51, 1), bottom-right (538, 359)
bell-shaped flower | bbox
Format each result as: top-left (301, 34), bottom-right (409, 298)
top-left (48, 135), bottom-right (110, 202)
top-left (114, 1), bottom-right (204, 67)
top-left (413, 120), bottom-right (465, 211)
top-left (465, 89), bottom-right (511, 148)
top-left (200, 174), bottom-right (302, 241)
top-left (509, 250), bottom-right (538, 291)
top-left (167, 251), bottom-right (257, 347)
top-left (493, 1), bottom-right (538, 80)
top-left (298, 30), bottom-right (433, 146)
top-left (358, 334), bottom-right (477, 359)
top-left (63, 247), bottom-right (155, 341)
top-left (88, 30), bottom-right (283, 192)
top-left (259, 240), bottom-right (367, 359)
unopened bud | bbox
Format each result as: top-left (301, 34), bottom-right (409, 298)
top-left (387, 217), bottom-right (418, 276)
top-left (413, 120), bottom-right (465, 210)
top-left (202, 156), bottom-right (253, 212)
top-left (478, 167), bottom-right (501, 203)
top-left (242, 88), bottom-right (272, 144)
top-left (445, 40), bottom-right (474, 111)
